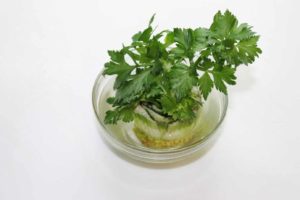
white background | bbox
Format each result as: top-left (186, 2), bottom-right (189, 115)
top-left (1, 0), bottom-right (300, 199)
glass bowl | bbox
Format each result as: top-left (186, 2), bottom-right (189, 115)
top-left (92, 71), bottom-right (228, 164)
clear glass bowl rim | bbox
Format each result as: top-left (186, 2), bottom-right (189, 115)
top-left (92, 70), bottom-right (228, 155)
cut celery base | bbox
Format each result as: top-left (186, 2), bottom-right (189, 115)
top-left (133, 108), bottom-right (201, 148)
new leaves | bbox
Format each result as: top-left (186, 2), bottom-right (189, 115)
top-left (103, 10), bottom-right (261, 124)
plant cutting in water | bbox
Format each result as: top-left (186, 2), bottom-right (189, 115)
top-left (102, 10), bottom-right (261, 148)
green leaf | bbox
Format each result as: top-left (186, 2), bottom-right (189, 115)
top-left (146, 39), bottom-right (162, 59)
top-left (224, 36), bottom-right (262, 65)
top-left (220, 67), bottom-right (237, 85)
top-left (161, 95), bottom-right (197, 121)
top-left (119, 106), bottom-right (135, 122)
top-left (192, 28), bottom-right (213, 51)
top-left (104, 110), bottom-right (120, 124)
top-left (114, 70), bottom-right (153, 105)
top-left (103, 62), bottom-right (133, 75)
top-left (106, 97), bottom-right (115, 104)
top-left (235, 36), bottom-right (262, 64)
top-left (104, 106), bottom-right (135, 124)
top-left (198, 72), bottom-right (214, 100)
top-left (161, 59), bottom-right (172, 72)
top-left (146, 86), bottom-right (163, 98)
top-left (212, 67), bottom-right (237, 94)
top-left (209, 10), bottom-right (261, 66)
top-left (173, 28), bottom-right (194, 50)
top-left (230, 23), bottom-right (255, 40)
top-left (114, 70), bottom-right (131, 89)
top-left (108, 50), bottom-right (125, 63)
top-left (164, 31), bottom-right (174, 47)
top-left (213, 72), bottom-right (227, 94)
top-left (160, 94), bottom-right (177, 114)
top-left (169, 63), bottom-right (197, 100)
top-left (148, 14), bottom-right (156, 27)
top-left (170, 47), bottom-right (185, 57)
top-left (210, 10), bottom-right (256, 42)
top-left (175, 98), bottom-right (197, 121)
top-left (104, 49), bottom-right (134, 89)
top-left (132, 25), bottom-right (154, 43)
top-left (210, 10), bottom-right (238, 39)
top-left (139, 27), bottom-right (153, 42)
top-left (132, 31), bottom-right (142, 42)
